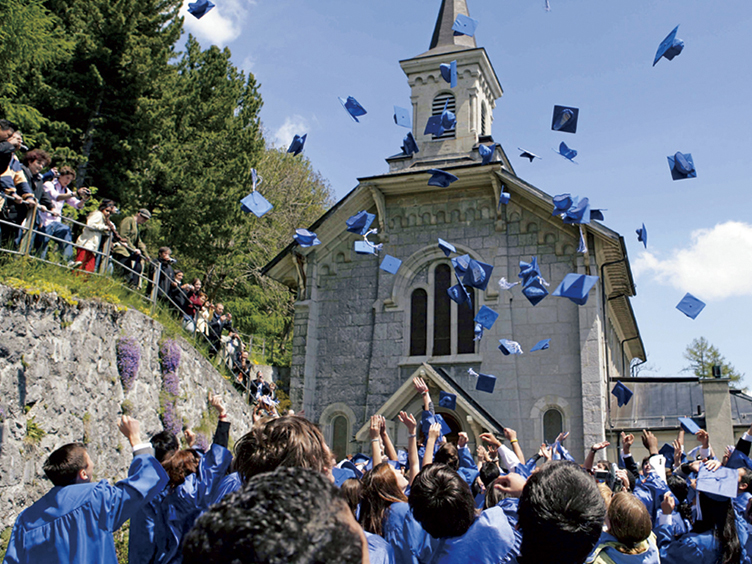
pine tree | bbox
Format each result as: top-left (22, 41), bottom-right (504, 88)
top-left (683, 337), bottom-right (742, 382)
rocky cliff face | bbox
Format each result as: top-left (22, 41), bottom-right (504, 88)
top-left (0, 284), bottom-right (254, 531)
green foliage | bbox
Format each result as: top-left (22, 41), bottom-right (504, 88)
top-left (113, 520), bottom-right (130, 564)
top-left (274, 381), bottom-right (292, 414)
top-left (25, 416), bottom-right (46, 444)
top-left (683, 337), bottom-right (743, 382)
top-left (0, 526), bottom-right (11, 563)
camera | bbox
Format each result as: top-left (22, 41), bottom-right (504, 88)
top-left (168, 257), bottom-right (178, 264)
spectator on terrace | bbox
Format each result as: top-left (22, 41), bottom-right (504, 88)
top-left (72, 199), bottom-right (117, 272)
top-left (111, 208), bottom-right (150, 288)
top-left (36, 166), bottom-right (91, 260)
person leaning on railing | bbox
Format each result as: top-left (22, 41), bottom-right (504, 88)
top-left (111, 208), bottom-right (151, 288)
top-left (0, 128), bottom-right (35, 246)
top-left (37, 166), bottom-right (91, 261)
top-left (72, 199), bottom-right (117, 272)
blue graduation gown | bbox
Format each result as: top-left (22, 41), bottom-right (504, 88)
top-left (587, 532), bottom-right (660, 564)
top-left (209, 471), bottom-right (242, 506)
top-left (428, 505), bottom-right (518, 564)
top-left (382, 501), bottom-right (438, 564)
top-left (4, 452), bottom-right (168, 564)
top-left (128, 443), bottom-right (232, 564)
top-left (655, 525), bottom-right (721, 564)
top-left (457, 447), bottom-right (479, 486)
top-left (366, 531), bottom-right (396, 564)
top-left (633, 473), bottom-right (669, 524)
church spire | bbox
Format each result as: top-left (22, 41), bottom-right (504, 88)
top-left (427, 0), bottom-right (477, 55)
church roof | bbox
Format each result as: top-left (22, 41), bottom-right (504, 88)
top-left (423, 0), bottom-right (477, 57)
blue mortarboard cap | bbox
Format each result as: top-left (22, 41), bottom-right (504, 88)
top-left (452, 14), bottom-right (479, 37)
top-left (354, 241), bottom-right (378, 255)
top-left (563, 198), bottom-right (591, 225)
top-left (380, 255), bottom-right (402, 275)
top-left (441, 102), bottom-right (456, 131)
top-left (332, 466), bottom-right (357, 488)
top-left (397, 449), bottom-right (409, 467)
top-left (478, 144), bottom-right (494, 165)
top-left (187, 0), bottom-right (215, 19)
top-left (339, 460), bottom-right (363, 479)
top-left (476, 373), bottom-right (496, 393)
top-left (577, 230), bottom-right (587, 254)
top-left (401, 132), bottom-right (419, 156)
top-left (346, 210), bottom-right (376, 235)
top-left (676, 293), bottom-right (706, 319)
top-left (462, 259), bottom-right (494, 291)
top-left (339, 96), bottom-right (367, 122)
top-left (521, 277), bottom-right (549, 306)
top-left (394, 106), bottom-right (411, 128)
top-left (518, 148), bottom-right (540, 162)
top-left (556, 142), bottom-right (578, 163)
top-left (474, 322), bottom-right (484, 342)
top-left (452, 254), bottom-right (471, 275)
top-left (668, 152), bottom-right (697, 180)
top-left (498, 339), bottom-right (523, 356)
top-left (553, 273), bottom-right (599, 305)
top-left (438, 238), bottom-right (456, 257)
top-left (240, 191), bottom-right (273, 218)
top-left (422, 413), bottom-right (452, 437)
top-left (530, 339), bottom-right (551, 352)
top-left (726, 449), bottom-right (752, 471)
top-left (498, 191), bottom-right (510, 208)
top-left (447, 283), bottom-right (470, 306)
top-left (611, 381), bottom-right (634, 407)
top-left (352, 453), bottom-right (370, 465)
top-left (654, 25), bottom-right (684, 66)
top-left (387, 460), bottom-right (401, 470)
top-left (658, 443), bottom-right (675, 464)
top-left (294, 228), bottom-right (320, 247)
top-left (590, 209), bottom-right (605, 221)
top-left (440, 60), bottom-right (458, 88)
top-left (697, 466), bottom-right (738, 500)
top-left (427, 169), bottom-right (458, 188)
top-left (552, 194), bottom-right (573, 217)
top-left (551, 106), bottom-right (579, 134)
top-left (678, 417), bottom-right (702, 434)
top-left (439, 391), bottom-right (457, 410)
top-left (636, 224), bottom-right (648, 248)
top-left (519, 257), bottom-right (541, 284)
top-left (287, 133), bottom-right (307, 156)
top-left (424, 115), bottom-right (445, 137)
top-left (475, 305), bottom-right (499, 330)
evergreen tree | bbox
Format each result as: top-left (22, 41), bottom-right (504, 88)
top-left (683, 337), bottom-right (742, 382)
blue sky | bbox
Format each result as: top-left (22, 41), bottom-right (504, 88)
top-left (183, 0), bottom-right (752, 386)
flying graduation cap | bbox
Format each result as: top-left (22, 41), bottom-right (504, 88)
top-left (668, 152), bottom-right (697, 180)
top-left (394, 106), bottom-right (411, 128)
top-left (401, 132), bottom-right (419, 156)
top-left (478, 144), bottom-right (494, 165)
top-left (294, 229), bottom-right (320, 248)
top-left (475, 305), bottom-right (499, 330)
top-left (427, 169), bottom-right (458, 188)
top-left (287, 134), bottom-right (307, 156)
top-left (653, 25), bottom-right (684, 66)
top-left (553, 273), bottom-right (599, 306)
top-left (551, 106), bottom-right (579, 134)
top-left (636, 224), bottom-right (648, 248)
top-left (611, 381), bottom-right (634, 407)
top-left (187, 0), bottom-right (215, 19)
top-left (438, 238), bottom-right (456, 257)
top-left (452, 14), bottom-right (479, 37)
top-left (562, 198), bottom-right (591, 225)
top-left (346, 211), bottom-right (376, 236)
top-left (498, 190), bottom-right (511, 208)
top-left (518, 148), bottom-right (541, 162)
top-left (462, 259), bottom-right (494, 291)
top-left (676, 293), bottom-right (705, 319)
top-left (498, 339), bottom-right (523, 356)
top-left (339, 96), bottom-right (367, 122)
top-left (438, 391), bottom-right (457, 410)
top-left (678, 417), bottom-right (702, 434)
top-left (380, 255), bottom-right (402, 275)
top-left (240, 168), bottom-right (273, 218)
top-left (530, 339), bottom-right (550, 352)
top-left (555, 142), bottom-right (578, 163)
top-left (440, 61), bottom-right (458, 88)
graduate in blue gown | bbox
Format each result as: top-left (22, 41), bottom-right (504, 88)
top-left (3, 415), bottom-right (168, 564)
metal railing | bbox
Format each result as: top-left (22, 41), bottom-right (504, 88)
top-left (0, 196), bottom-right (274, 401)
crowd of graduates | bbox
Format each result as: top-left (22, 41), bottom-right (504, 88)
top-left (5, 377), bottom-right (752, 564)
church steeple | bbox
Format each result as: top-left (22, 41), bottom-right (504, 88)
top-left (427, 0), bottom-right (477, 55)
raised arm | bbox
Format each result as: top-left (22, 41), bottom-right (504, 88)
top-left (209, 392), bottom-right (230, 448)
top-left (369, 415), bottom-right (383, 467)
top-left (422, 423), bottom-right (442, 467)
top-left (413, 377), bottom-right (433, 413)
top-left (504, 428), bottom-right (525, 464)
top-left (583, 441), bottom-right (610, 471)
top-left (379, 415), bottom-right (399, 462)
top-left (398, 411), bottom-right (420, 484)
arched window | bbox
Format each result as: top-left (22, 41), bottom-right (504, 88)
top-left (543, 409), bottom-right (563, 444)
top-left (480, 103), bottom-right (488, 136)
top-left (332, 415), bottom-right (349, 462)
top-left (410, 289), bottom-right (428, 356)
top-left (433, 265), bottom-right (451, 356)
top-left (432, 93), bottom-right (456, 139)
top-left (457, 288), bottom-right (475, 354)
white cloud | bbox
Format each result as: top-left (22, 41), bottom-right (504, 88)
top-left (273, 115), bottom-right (309, 149)
top-left (632, 221), bottom-right (752, 300)
top-left (181, 0), bottom-right (256, 47)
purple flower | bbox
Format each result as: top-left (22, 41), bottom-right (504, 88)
top-left (162, 399), bottom-right (182, 437)
top-left (160, 340), bottom-right (181, 375)
top-left (159, 339), bottom-right (182, 435)
top-left (116, 338), bottom-right (141, 392)
top-left (193, 432), bottom-right (210, 453)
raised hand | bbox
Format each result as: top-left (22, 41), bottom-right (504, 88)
top-left (480, 432), bottom-right (501, 448)
top-left (457, 432), bottom-right (468, 449)
top-left (398, 411), bottom-right (417, 435)
top-left (413, 377), bottom-right (429, 394)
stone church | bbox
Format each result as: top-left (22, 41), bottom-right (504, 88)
top-left (263, 0), bottom-right (647, 462)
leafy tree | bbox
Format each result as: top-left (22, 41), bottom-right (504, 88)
top-left (683, 337), bottom-right (742, 382)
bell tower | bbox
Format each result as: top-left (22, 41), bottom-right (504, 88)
top-left (388, 0), bottom-right (504, 172)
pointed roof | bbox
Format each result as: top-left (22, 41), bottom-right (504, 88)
top-left (424, 0), bottom-right (477, 56)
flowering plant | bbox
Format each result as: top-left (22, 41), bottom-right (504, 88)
top-left (116, 338), bottom-right (141, 392)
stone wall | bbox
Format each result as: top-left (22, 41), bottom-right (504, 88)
top-left (0, 284), bottom-right (254, 531)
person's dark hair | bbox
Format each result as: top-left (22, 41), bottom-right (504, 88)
top-left (640, 456), bottom-right (651, 474)
top-left (359, 462), bottom-right (408, 536)
top-left (607, 492), bottom-right (651, 550)
top-left (23, 149), bottom-right (50, 167)
top-left (158, 246), bottom-right (171, 257)
top-left (183, 466), bottom-right (364, 564)
top-left (666, 473), bottom-right (693, 524)
top-left (151, 430), bottom-right (179, 463)
top-left (433, 442), bottom-right (459, 470)
top-left (233, 416), bottom-right (332, 481)
top-left (57, 165), bottom-right (76, 179)
top-left (0, 119), bottom-right (17, 133)
top-left (479, 461), bottom-right (501, 488)
top-left (340, 478), bottom-right (363, 519)
top-left (484, 480), bottom-right (508, 509)
top-left (99, 198), bottom-right (115, 211)
top-left (693, 493), bottom-right (741, 564)
top-left (43, 443), bottom-right (88, 486)
top-left (408, 464), bottom-right (477, 539)
top-left (162, 449), bottom-right (200, 488)
top-left (518, 461), bottom-right (606, 564)
top-left (740, 468), bottom-right (752, 492)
